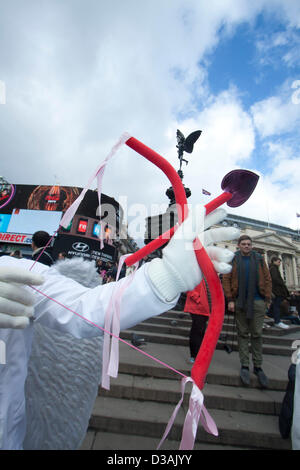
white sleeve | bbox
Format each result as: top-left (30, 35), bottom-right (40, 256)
top-left (0, 257), bottom-right (177, 339)
top-left (34, 264), bottom-right (178, 338)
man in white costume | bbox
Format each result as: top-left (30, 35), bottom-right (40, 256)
top-left (0, 207), bottom-right (239, 450)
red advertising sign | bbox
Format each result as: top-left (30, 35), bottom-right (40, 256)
top-left (77, 219), bottom-right (88, 234)
top-left (0, 233), bottom-right (32, 244)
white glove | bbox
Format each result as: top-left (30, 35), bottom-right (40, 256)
top-left (148, 207), bottom-right (240, 301)
top-left (0, 267), bottom-right (44, 329)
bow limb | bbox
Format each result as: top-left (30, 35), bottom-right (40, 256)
top-left (124, 136), bottom-right (224, 390)
top-left (191, 237), bottom-right (225, 389)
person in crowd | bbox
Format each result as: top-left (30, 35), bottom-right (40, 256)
top-left (279, 363), bottom-right (296, 440)
top-left (103, 261), bottom-right (118, 283)
top-left (184, 279), bottom-right (210, 364)
top-left (289, 291), bottom-right (300, 316)
top-left (0, 207), bottom-right (238, 449)
top-left (117, 260), bottom-right (126, 279)
top-left (58, 252), bottom-right (67, 260)
top-left (269, 256), bottom-right (290, 329)
top-left (95, 259), bottom-right (108, 283)
top-left (222, 235), bottom-right (272, 388)
top-left (31, 231), bottom-right (54, 267)
top-left (280, 290), bottom-right (300, 325)
top-left (10, 250), bottom-right (22, 258)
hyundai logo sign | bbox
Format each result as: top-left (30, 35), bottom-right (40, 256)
top-left (72, 242), bottom-right (90, 252)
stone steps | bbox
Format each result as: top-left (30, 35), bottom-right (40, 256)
top-left (128, 320), bottom-right (297, 346)
top-left (81, 430), bottom-right (250, 450)
top-left (120, 327), bottom-right (295, 356)
top-left (88, 395), bottom-right (290, 450)
top-left (81, 309), bottom-right (295, 450)
top-left (98, 373), bottom-right (284, 415)
top-left (147, 312), bottom-right (299, 337)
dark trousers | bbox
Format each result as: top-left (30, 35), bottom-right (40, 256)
top-left (189, 314), bottom-right (208, 358)
top-left (235, 300), bottom-right (266, 368)
top-left (272, 296), bottom-right (284, 324)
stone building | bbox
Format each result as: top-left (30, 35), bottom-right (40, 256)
top-left (144, 206), bottom-right (300, 290)
top-left (216, 213), bottom-right (300, 291)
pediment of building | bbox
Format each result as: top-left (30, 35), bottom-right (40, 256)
top-left (252, 232), bottom-right (296, 250)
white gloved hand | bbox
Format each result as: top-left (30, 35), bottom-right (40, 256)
top-left (0, 267), bottom-right (44, 329)
top-left (148, 207), bottom-right (239, 301)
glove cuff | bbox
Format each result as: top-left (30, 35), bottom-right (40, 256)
top-left (147, 258), bottom-right (187, 302)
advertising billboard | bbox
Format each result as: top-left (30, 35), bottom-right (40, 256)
top-left (0, 183), bottom-right (120, 262)
top-left (52, 234), bottom-right (116, 262)
top-left (7, 209), bottom-right (62, 235)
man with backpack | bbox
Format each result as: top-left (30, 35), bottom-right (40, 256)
top-left (222, 235), bottom-right (272, 388)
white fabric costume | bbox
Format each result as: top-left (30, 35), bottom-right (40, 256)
top-left (24, 258), bottom-right (105, 450)
top-left (0, 207), bottom-right (239, 450)
top-left (0, 257), bottom-right (177, 450)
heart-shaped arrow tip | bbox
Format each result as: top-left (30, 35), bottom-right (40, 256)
top-left (221, 169), bottom-right (259, 208)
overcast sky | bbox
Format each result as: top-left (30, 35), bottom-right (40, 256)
top-left (1, 0), bottom-right (300, 241)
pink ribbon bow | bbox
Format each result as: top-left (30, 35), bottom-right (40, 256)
top-left (101, 255), bottom-right (139, 390)
top-left (157, 377), bottom-right (218, 450)
top-left (60, 132), bottom-right (131, 238)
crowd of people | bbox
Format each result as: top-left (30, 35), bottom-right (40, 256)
top-left (95, 258), bottom-right (125, 283)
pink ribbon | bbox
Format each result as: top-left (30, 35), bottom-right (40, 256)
top-left (157, 377), bottom-right (218, 450)
top-left (101, 254), bottom-right (139, 390)
top-left (60, 132), bottom-right (131, 233)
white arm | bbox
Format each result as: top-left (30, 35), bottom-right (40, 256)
top-left (0, 256), bottom-right (176, 336)
top-left (0, 207), bottom-right (238, 335)
top-left (32, 263), bottom-right (176, 338)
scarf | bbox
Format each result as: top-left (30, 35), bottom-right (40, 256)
top-left (235, 251), bottom-right (260, 319)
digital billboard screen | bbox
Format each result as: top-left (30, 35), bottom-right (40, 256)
top-left (0, 214), bottom-right (11, 232)
top-left (76, 218), bottom-right (88, 234)
top-left (7, 209), bottom-right (62, 235)
top-left (92, 222), bottom-right (101, 238)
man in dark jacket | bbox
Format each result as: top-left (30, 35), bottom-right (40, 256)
top-left (269, 256), bottom-right (290, 329)
top-left (32, 231), bottom-right (54, 267)
top-left (222, 235), bottom-right (272, 388)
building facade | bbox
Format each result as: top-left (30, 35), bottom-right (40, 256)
top-left (143, 204), bottom-right (300, 290)
top-left (217, 214), bottom-right (300, 290)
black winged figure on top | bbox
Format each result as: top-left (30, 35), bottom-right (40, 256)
top-left (176, 129), bottom-right (202, 173)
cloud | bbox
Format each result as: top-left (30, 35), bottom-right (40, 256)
top-left (251, 92), bottom-right (300, 138)
top-left (255, 28), bottom-right (300, 70)
top-left (1, 0), bottom-right (300, 239)
top-left (161, 88), bottom-right (255, 210)
top-left (249, 81), bottom-right (300, 230)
